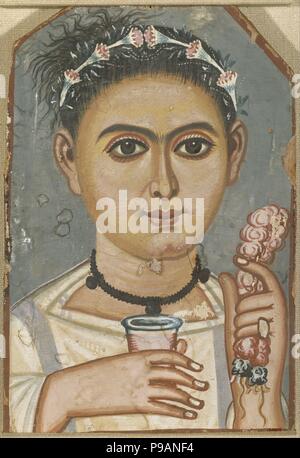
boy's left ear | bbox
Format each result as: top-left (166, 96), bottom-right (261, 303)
top-left (227, 119), bottom-right (247, 185)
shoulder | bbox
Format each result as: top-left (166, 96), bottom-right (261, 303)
top-left (10, 260), bottom-right (89, 363)
top-left (10, 261), bottom-right (89, 375)
top-left (11, 259), bottom-right (90, 319)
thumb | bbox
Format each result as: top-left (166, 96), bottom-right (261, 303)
top-left (176, 338), bottom-right (188, 354)
top-left (219, 272), bottom-right (239, 373)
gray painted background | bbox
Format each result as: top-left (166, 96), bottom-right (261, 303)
top-left (10, 5), bottom-right (292, 305)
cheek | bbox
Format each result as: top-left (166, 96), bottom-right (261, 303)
top-left (75, 148), bottom-right (109, 220)
top-left (76, 149), bottom-right (151, 220)
top-left (174, 148), bottom-right (228, 196)
top-left (173, 148), bottom-right (228, 226)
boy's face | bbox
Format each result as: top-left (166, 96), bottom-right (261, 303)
top-left (55, 74), bottom-right (246, 260)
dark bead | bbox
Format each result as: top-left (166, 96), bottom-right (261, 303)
top-left (86, 275), bottom-right (98, 289)
top-left (199, 268), bottom-right (210, 283)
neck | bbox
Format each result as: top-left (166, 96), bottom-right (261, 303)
top-left (95, 234), bottom-right (197, 297)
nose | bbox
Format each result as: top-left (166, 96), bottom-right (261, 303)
top-left (150, 150), bottom-right (179, 199)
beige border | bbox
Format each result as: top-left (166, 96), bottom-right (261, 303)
top-left (0, 1), bottom-right (295, 5)
top-left (0, 2), bottom-right (299, 438)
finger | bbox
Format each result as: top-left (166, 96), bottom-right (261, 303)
top-left (235, 324), bottom-right (263, 340)
top-left (236, 292), bottom-right (274, 313)
top-left (147, 400), bottom-right (198, 420)
top-left (147, 350), bottom-right (203, 372)
top-left (176, 339), bottom-right (188, 355)
top-left (234, 306), bottom-right (273, 329)
top-left (234, 256), bottom-right (284, 297)
top-left (149, 367), bottom-right (209, 391)
top-left (219, 272), bottom-right (239, 368)
top-left (149, 385), bottom-right (204, 410)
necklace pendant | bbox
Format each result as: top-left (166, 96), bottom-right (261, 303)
top-left (147, 258), bottom-right (162, 274)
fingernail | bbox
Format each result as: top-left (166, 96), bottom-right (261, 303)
top-left (184, 410), bottom-right (197, 419)
top-left (236, 256), bottom-right (248, 265)
top-left (193, 380), bottom-right (207, 389)
top-left (190, 362), bottom-right (203, 371)
top-left (189, 397), bottom-right (202, 407)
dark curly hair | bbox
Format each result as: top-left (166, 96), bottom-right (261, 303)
top-left (31, 9), bottom-right (237, 139)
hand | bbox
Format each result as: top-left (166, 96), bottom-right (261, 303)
top-left (34, 347), bottom-right (208, 433)
top-left (219, 256), bottom-right (287, 429)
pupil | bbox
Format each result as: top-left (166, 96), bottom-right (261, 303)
top-left (121, 140), bottom-right (136, 155)
top-left (186, 139), bottom-right (202, 154)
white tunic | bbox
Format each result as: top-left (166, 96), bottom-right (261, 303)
top-left (10, 260), bottom-right (232, 433)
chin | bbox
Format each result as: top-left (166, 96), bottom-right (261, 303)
top-left (145, 233), bottom-right (195, 259)
top-left (108, 232), bottom-right (196, 260)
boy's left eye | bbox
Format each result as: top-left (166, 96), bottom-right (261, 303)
top-left (174, 137), bottom-right (213, 157)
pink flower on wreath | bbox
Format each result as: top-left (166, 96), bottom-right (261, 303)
top-left (94, 43), bottom-right (110, 60)
top-left (64, 69), bottom-right (81, 84)
top-left (129, 27), bottom-right (144, 48)
top-left (217, 71), bottom-right (238, 89)
top-left (144, 25), bottom-right (157, 48)
top-left (186, 40), bottom-right (201, 58)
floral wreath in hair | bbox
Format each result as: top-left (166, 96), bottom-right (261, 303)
top-left (59, 25), bottom-right (238, 111)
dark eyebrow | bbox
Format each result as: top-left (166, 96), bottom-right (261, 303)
top-left (97, 124), bottom-right (157, 142)
top-left (166, 122), bottom-right (219, 142)
top-left (96, 122), bottom-right (218, 143)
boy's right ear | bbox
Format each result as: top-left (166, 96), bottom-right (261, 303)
top-left (53, 129), bottom-right (81, 195)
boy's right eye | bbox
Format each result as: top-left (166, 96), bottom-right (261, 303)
top-left (107, 137), bottom-right (149, 158)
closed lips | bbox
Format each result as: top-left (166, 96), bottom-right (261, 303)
top-left (147, 209), bottom-right (182, 220)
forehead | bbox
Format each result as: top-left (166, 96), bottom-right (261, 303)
top-left (79, 74), bottom-right (225, 135)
